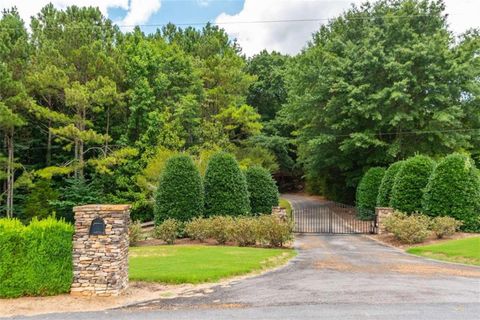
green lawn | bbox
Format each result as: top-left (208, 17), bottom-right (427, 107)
top-left (407, 237), bottom-right (480, 266)
top-left (129, 245), bottom-right (296, 284)
top-left (279, 198), bottom-right (292, 217)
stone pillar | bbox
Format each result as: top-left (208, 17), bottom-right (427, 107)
top-left (375, 207), bottom-right (394, 235)
top-left (71, 205), bottom-right (130, 297)
top-left (272, 206), bottom-right (288, 221)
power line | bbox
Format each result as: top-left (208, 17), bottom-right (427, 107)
top-left (0, 14), bottom-right (455, 31)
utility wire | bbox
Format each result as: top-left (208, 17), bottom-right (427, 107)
top-left (0, 14), bottom-right (453, 31)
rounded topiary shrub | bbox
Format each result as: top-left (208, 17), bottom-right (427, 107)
top-left (245, 166), bottom-right (279, 215)
top-left (154, 154), bottom-right (203, 224)
top-left (204, 152), bottom-right (250, 216)
top-left (422, 153), bottom-right (480, 232)
top-left (376, 161), bottom-right (404, 207)
top-left (356, 167), bottom-right (385, 219)
top-left (390, 155), bottom-right (435, 213)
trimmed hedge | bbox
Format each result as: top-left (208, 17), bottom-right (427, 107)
top-left (204, 152), bottom-right (250, 216)
top-left (390, 155), bottom-right (435, 213)
top-left (0, 217), bottom-right (74, 298)
top-left (155, 154), bottom-right (204, 224)
top-left (356, 167), bottom-right (385, 218)
top-left (245, 166), bottom-right (279, 214)
top-left (422, 154), bottom-right (480, 232)
top-left (376, 161), bottom-right (404, 207)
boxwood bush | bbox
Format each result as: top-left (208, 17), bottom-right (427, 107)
top-left (245, 166), bottom-right (279, 215)
top-left (155, 154), bottom-right (203, 224)
top-left (0, 217), bottom-right (74, 298)
top-left (422, 153), bottom-right (480, 232)
top-left (376, 161), bottom-right (404, 207)
top-left (390, 155), bottom-right (435, 213)
top-left (356, 167), bottom-right (385, 219)
top-left (204, 152), bottom-right (250, 216)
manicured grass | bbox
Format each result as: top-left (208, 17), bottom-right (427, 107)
top-left (407, 237), bottom-right (480, 266)
top-left (129, 245), bottom-right (296, 284)
top-left (279, 198), bottom-right (292, 217)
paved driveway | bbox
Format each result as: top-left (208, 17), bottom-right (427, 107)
top-left (10, 195), bottom-right (480, 319)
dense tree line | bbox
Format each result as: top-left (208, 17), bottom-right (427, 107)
top-left (1, 0), bottom-right (479, 221)
top-left (0, 5), bottom-right (291, 221)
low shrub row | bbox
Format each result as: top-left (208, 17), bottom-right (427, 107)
top-left (384, 211), bottom-right (462, 244)
top-left (155, 215), bottom-right (293, 248)
top-left (155, 153), bottom-right (280, 224)
top-left (0, 217), bottom-right (74, 298)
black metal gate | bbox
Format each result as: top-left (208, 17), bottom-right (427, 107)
top-left (292, 202), bottom-right (377, 234)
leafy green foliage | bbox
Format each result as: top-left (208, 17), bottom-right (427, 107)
top-left (154, 218), bottom-right (180, 245)
top-left (356, 167), bottom-right (385, 218)
top-left (50, 178), bottom-right (103, 222)
top-left (0, 217), bottom-right (73, 298)
top-left (154, 155), bottom-right (203, 224)
top-left (246, 50), bottom-right (289, 121)
top-left (377, 161), bottom-right (404, 207)
top-left (384, 212), bottom-right (431, 244)
top-left (129, 221), bottom-right (143, 246)
top-left (431, 216), bottom-right (462, 239)
top-left (204, 152), bottom-right (250, 216)
top-left (245, 166), bottom-right (279, 214)
top-left (391, 155), bottom-right (435, 213)
top-left (284, 0), bottom-right (480, 201)
top-left (422, 154), bottom-right (480, 232)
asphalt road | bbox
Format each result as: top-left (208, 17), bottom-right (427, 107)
top-left (8, 194), bottom-right (480, 320)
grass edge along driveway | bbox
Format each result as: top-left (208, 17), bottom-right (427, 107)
top-left (407, 237), bottom-right (480, 266)
top-left (129, 245), bottom-right (296, 284)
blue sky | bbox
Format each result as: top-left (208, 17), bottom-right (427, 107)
top-left (108, 0), bottom-right (244, 30)
top-left (2, 0), bottom-right (479, 56)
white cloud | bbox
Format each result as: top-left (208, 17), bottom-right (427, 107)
top-left (216, 0), bottom-right (480, 56)
top-left (0, 0), bottom-right (161, 27)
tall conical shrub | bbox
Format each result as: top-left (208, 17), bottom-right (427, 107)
top-left (204, 152), bottom-right (250, 216)
top-left (422, 153), bottom-right (480, 232)
top-left (376, 161), bottom-right (404, 207)
top-left (390, 155), bottom-right (435, 213)
top-left (155, 154), bottom-right (203, 224)
top-left (356, 167), bottom-right (385, 218)
top-left (245, 166), bottom-right (279, 214)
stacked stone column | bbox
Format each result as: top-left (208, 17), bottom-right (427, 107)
top-left (375, 207), bottom-right (394, 235)
top-left (71, 205), bottom-right (130, 297)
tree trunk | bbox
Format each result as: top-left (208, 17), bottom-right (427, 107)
top-left (104, 107), bottom-right (110, 153)
top-left (5, 128), bottom-right (14, 218)
top-left (47, 120), bottom-right (52, 166)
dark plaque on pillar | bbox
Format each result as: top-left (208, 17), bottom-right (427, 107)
top-left (89, 217), bottom-right (105, 235)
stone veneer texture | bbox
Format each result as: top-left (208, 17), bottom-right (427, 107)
top-left (71, 205), bottom-right (130, 296)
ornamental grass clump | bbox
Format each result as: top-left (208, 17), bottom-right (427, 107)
top-left (245, 166), bottom-right (279, 215)
top-left (155, 154), bottom-right (204, 224)
top-left (390, 155), bottom-right (435, 213)
top-left (204, 152), bottom-right (250, 216)
top-left (356, 167), bottom-right (385, 219)
top-left (422, 153), bottom-right (480, 232)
